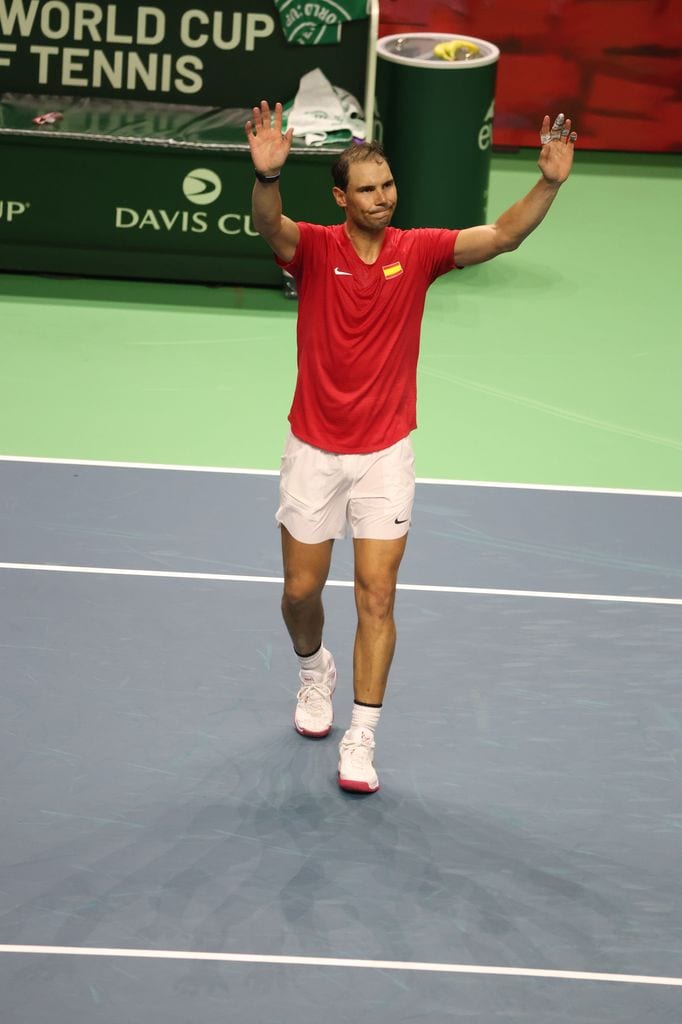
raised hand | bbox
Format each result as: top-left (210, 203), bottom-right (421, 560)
top-left (538, 113), bottom-right (577, 185)
top-left (245, 100), bottom-right (294, 177)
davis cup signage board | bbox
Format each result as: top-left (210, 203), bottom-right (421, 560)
top-left (0, 135), bottom-right (341, 284)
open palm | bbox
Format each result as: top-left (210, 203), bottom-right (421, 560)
top-left (538, 113), bottom-right (577, 185)
top-left (245, 100), bottom-right (293, 177)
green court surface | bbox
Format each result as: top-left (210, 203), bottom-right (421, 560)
top-left (1, 151), bottom-right (680, 490)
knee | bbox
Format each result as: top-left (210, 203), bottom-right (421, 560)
top-left (282, 573), bottom-right (324, 610)
top-left (355, 577), bottom-right (397, 623)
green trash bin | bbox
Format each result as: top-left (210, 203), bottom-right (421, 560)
top-left (376, 33), bottom-right (500, 229)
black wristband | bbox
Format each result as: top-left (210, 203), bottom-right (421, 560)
top-left (255, 170), bottom-right (281, 184)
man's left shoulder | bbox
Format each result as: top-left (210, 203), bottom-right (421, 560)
top-left (388, 225), bottom-right (456, 246)
top-left (385, 225), bottom-right (420, 255)
top-left (387, 226), bottom-right (457, 262)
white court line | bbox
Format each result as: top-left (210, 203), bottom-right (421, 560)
top-left (0, 562), bottom-right (680, 607)
top-left (0, 455), bottom-right (680, 497)
top-left (0, 454), bottom-right (277, 477)
top-left (0, 945), bottom-right (680, 987)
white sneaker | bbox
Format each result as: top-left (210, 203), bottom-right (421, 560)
top-left (294, 649), bottom-right (336, 738)
top-left (338, 727), bottom-right (379, 793)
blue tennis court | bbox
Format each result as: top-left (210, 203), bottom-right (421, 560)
top-left (1, 457), bottom-right (680, 1022)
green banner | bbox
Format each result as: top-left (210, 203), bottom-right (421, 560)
top-left (0, 0), bottom-right (369, 105)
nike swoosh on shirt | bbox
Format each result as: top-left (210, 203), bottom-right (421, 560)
top-left (334, 267), bottom-right (352, 276)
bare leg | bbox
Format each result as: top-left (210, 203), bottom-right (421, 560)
top-left (280, 525), bottom-right (333, 654)
top-left (352, 535), bottom-right (408, 705)
top-left (337, 536), bottom-right (408, 791)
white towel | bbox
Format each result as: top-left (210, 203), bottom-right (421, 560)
top-left (284, 68), bottom-right (366, 147)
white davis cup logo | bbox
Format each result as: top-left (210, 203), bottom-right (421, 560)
top-left (182, 168), bottom-right (222, 206)
top-left (114, 169), bottom-right (258, 235)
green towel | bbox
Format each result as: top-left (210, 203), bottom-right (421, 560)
top-left (273, 0), bottom-right (368, 46)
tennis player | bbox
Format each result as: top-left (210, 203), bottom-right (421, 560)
top-left (245, 103), bottom-right (576, 793)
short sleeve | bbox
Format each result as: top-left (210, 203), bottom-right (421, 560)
top-left (275, 222), bottom-right (328, 281)
top-left (413, 228), bottom-right (460, 283)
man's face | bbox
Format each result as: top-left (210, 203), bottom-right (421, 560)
top-left (333, 158), bottom-right (397, 231)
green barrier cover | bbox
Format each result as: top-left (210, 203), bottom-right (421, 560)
top-left (0, 92), bottom-right (342, 149)
top-left (0, 92), bottom-right (250, 144)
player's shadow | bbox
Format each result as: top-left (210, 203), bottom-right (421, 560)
top-left (12, 724), bottom-right (675, 983)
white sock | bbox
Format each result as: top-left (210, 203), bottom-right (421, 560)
top-left (350, 702), bottom-right (381, 733)
top-left (297, 645), bottom-right (327, 672)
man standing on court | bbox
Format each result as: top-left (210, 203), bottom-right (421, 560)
top-left (245, 102), bottom-right (577, 793)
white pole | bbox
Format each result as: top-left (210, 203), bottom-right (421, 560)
top-left (363, 0), bottom-right (380, 141)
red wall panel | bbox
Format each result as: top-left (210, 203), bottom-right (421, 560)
top-left (379, 0), bottom-right (682, 152)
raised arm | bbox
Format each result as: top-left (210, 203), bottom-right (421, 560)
top-left (454, 113), bottom-right (577, 268)
top-left (245, 100), bottom-right (300, 263)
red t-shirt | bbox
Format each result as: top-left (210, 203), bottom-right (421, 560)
top-left (277, 222), bottom-right (458, 454)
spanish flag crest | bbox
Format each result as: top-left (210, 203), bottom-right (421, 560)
top-left (382, 261), bottom-right (404, 280)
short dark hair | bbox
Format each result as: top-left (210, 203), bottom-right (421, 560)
top-left (331, 141), bottom-right (391, 190)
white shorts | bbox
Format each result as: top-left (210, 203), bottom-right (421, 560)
top-left (276, 432), bottom-right (415, 544)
